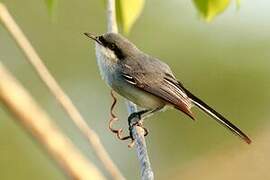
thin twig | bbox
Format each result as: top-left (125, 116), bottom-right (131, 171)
top-left (105, 0), bottom-right (154, 179)
top-left (109, 90), bottom-right (120, 134)
top-left (109, 90), bottom-right (126, 140)
top-left (107, 0), bottom-right (118, 33)
top-left (0, 3), bottom-right (123, 180)
top-left (0, 63), bottom-right (105, 180)
top-left (127, 102), bottom-right (154, 180)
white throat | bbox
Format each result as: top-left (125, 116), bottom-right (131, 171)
top-left (94, 43), bottom-right (117, 85)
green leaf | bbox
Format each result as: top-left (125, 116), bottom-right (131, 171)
top-left (236, 0), bottom-right (241, 9)
top-left (44, 0), bottom-right (57, 16)
top-left (193, 0), bottom-right (230, 22)
top-left (116, 0), bottom-right (145, 34)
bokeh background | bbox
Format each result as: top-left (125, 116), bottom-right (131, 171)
top-left (0, 0), bottom-right (270, 179)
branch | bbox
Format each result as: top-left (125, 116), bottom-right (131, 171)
top-left (105, 0), bottom-right (154, 179)
top-left (0, 63), bottom-right (105, 180)
top-left (0, 3), bottom-right (123, 179)
top-left (127, 102), bottom-right (154, 180)
top-left (107, 0), bottom-right (118, 33)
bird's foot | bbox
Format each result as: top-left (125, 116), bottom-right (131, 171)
top-left (126, 110), bottom-right (149, 147)
top-left (109, 91), bottom-right (149, 146)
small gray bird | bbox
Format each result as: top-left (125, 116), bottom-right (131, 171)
top-left (84, 32), bottom-right (251, 144)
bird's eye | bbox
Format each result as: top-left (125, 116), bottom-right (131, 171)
top-left (110, 43), bottom-right (116, 49)
top-left (98, 36), bottom-right (105, 43)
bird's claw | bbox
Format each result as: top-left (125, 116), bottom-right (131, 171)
top-left (109, 90), bottom-right (149, 147)
top-left (127, 111), bottom-right (149, 140)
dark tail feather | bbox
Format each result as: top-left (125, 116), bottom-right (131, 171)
top-left (183, 87), bottom-right (251, 144)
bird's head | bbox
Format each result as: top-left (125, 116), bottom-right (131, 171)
top-left (84, 32), bottom-right (139, 60)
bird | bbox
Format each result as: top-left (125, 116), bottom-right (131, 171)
top-left (84, 32), bottom-right (251, 144)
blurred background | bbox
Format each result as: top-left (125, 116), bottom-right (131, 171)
top-left (0, 0), bottom-right (270, 179)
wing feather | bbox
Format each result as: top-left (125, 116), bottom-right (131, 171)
top-left (119, 55), bottom-right (251, 143)
top-left (120, 68), bottom-right (194, 119)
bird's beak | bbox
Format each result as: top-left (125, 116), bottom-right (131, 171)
top-left (84, 32), bottom-right (102, 45)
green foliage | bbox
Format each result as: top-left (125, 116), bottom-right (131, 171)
top-left (236, 0), bottom-right (241, 9)
top-left (116, 0), bottom-right (144, 34)
top-left (44, 0), bottom-right (57, 16)
top-left (193, 0), bottom-right (232, 22)
top-left (41, 0), bottom-right (240, 33)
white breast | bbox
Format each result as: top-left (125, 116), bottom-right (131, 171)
top-left (94, 43), bottom-right (117, 85)
top-left (94, 43), bottom-right (165, 109)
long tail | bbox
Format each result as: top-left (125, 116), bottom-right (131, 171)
top-left (183, 87), bottom-right (251, 144)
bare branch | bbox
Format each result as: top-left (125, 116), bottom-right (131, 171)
top-left (127, 102), bottom-right (154, 180)
top-left (106, 0), bottom-right (154, 179)
top-left (0, 63), bottom-right (105, 180)
top-left (107, 0), bottom-right (118, 33)
top-left (0, 3), bottom-right (123, 179)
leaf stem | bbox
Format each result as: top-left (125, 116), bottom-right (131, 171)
top-left (106, 0), bottom-right (154, 179)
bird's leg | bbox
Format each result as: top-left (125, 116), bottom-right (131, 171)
top-left (128, 109), bottom-right (150, 140)
top-left (109, 91), bottom-right (163, 145)
top-left (127, 106), bottom-right (164, 142)
top-left (109, 90), bottom-right (148, 141)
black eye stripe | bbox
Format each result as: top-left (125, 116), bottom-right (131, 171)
top-left (98, 36), bottom-right (116, 49)
top-left (98, 36), bottom-right (125, 59)
top-left (98, 36), bottom-right (107, 46)
top-left (109, 43), bottom-right (115, 49)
